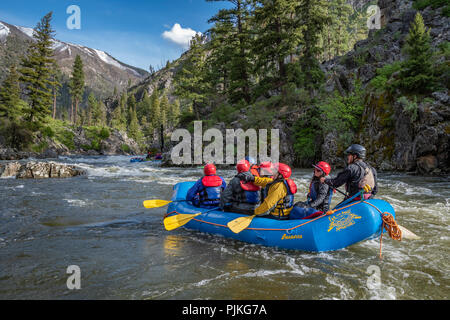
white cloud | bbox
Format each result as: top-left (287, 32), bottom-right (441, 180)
top-left (162, 23), bottom-right (201, 49)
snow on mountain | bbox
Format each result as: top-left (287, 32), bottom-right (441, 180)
top-left (0, 22), bottom-right (10, 40)
top-left (92, 49), bottom-right (141, 76)
top-left (0, 20), bottom-right (148, 98)
top-left (16, 25), bottom-right (34, 38)
top-left (10, 22), bottom-right (144, 78)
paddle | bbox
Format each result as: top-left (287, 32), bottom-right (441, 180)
top-left (164, 213), bottom-right (202, 231)
top-left (143, 199), bottom-right (178, 209)
top-left (164, 207), bottom-right (219, 231)
top-left (227, 214), bottom-right (260, 234)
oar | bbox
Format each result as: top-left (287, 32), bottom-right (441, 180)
top-left (143, 199), bottom-right (175, 209)
top-left (227, 214), bottom-right (261, 234)
top-left (164, 207), bottom-right (219, 231)
top-left (164, 213), bottom-right (202, 231)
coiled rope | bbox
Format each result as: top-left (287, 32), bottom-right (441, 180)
top-left (362, 201), bottom-right (403, 259)
top-left (379, 212), bottom-right (403, 259)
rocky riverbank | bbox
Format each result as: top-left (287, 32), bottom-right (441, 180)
top-left (0, 126), bottom-right (142, 161)
top-left (0, 161), bottom-right (86, 179)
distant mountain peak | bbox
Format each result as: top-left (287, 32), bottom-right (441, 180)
top-left (0, 20), bottom-right (149, 99)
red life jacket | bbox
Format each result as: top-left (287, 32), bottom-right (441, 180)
top-left (240, 181), bottom-right (260, 191)
top-left (285, 179), bottom-right (297, 195)
top-left (202, 175), bottom-right (223, 187)
top-left (250, 165), bottom-right (260, 177)
top-left (197, 175), bottom-right (224, 206)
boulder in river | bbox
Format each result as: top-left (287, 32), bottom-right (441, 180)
top-left (0, 161), bottom-right (86, 179)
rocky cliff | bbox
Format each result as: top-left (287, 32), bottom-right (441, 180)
top-left (320, 0), bottom-right (449, 174)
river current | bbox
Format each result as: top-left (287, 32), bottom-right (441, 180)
top-left (0, 156), bottom-right (448, 299)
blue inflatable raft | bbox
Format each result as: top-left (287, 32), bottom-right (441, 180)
top-left (166, 182), bottom-right (396, 252)
top-left (130, 158), bottom-right (162, 164)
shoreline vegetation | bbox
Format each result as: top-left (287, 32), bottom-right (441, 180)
top-left (0, 1), bottom-right (448, 176)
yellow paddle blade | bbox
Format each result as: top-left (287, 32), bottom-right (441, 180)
top-left (227, 214), bottom-right (257, 234)
top-left (164, 213), bottom-right (201, 231)
top-left (398, 225), bottom-right (420, 240)
top-left (143, 199), bottom-right (172, 209)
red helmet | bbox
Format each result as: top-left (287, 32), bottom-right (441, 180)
top-left (313, 161), bottom-right (331, 176)
top-left (259, 162), bottom-right (274, 176)
top-left (236, 159), bottom-right (250, 173)
top-left (275, 163), bottom-right (292, 179)
top-left (204, 163), bottom-right (217, 176)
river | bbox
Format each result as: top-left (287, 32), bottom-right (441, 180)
top-left (0, 156), bottom-right (448, 300)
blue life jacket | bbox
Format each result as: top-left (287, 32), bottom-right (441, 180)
top-left (195, 175), bottom-right (224, 206)
top-left (240, 181), bottom-right (261, 204)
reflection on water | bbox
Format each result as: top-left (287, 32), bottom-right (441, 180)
top-left (163, 235), bottom-right (185, 258)
top-left (0, 155), bottom-right (449, 300)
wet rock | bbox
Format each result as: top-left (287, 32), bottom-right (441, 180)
top-left (0, 161), bottom-right (86, 179)
top-left (0, 162), bottom-right (22, 178)
top-left (416, 155), bottom-right (438, 174)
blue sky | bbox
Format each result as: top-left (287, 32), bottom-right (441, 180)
top-left (0, 0), bottom-right (232, 71)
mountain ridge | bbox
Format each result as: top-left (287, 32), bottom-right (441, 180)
top-left (0, 20), bottom-right (149, 101)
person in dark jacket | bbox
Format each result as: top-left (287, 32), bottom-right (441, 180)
top-left (290, 161), bottom-right (332, 220)
top-left (320, 144), bottom-right (377, 201)
top-left (220, 160), bottom-right (261, 214)
top-left (187, 164), bottom-right (226, 208)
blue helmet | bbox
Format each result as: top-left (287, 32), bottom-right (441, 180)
top-left (245, 156), bottom-right (257, 166)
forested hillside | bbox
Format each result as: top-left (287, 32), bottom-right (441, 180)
top-left (0, 1), bottom-right (448, 174)
top-left (122, 0), bottom-right (448, 174)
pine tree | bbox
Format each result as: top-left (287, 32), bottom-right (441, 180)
top-left (128, 107), bottom-right (142, 145)
top-left (127, 94), bottom-right (136, 126)
top-left (110, 93), bottom-right (127, 131)
top-left (168, 99), bottom-right (181, 128)
top-left (110, 103), bottom-right (124, 131)
top-left (150, 90), bottom-right (161, 129)
top-left (19, 12), bottom-right (56, 126)
top-left (207, 0), bottom-right (253, 103)
top-left (297, 0), bottom-right (329, 93)
top-left (174, 34), bottom-right (209, 120)
top-left (0, 64), bottom-right (22, 120)
top-left (251, 0), bottom-right (303, 95)
top-left (320, 0), bottom-right (354, 61)
top-left (397, 12), bottom-right (436, 93)
top-left (119, 92), bottom-right (128, 128)
top-left (69, 55), bottom-right (85, 124)
top-left (50, 61), bottom-right (62, 119)
top-left (137, 91), bottom-right (151, 121)
top-left (87, 92), bottom-right (98, 126)
top-left (159, 94), bottom-right (169, 128)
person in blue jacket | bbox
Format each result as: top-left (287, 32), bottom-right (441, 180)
top-left (187, 163), bottom-right (226, 208)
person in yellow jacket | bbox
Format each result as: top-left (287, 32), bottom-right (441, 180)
top-left (237, 163), bottom-right (298, 220)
